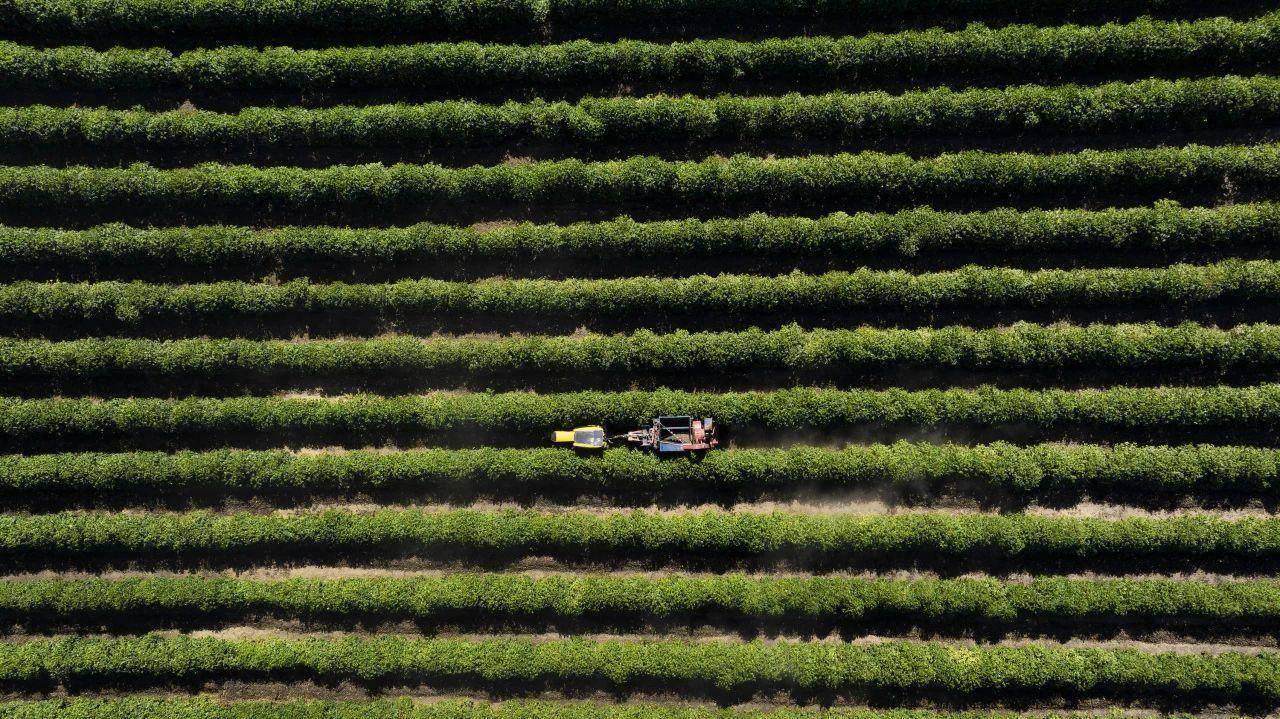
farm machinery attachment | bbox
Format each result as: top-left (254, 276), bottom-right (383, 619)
top-left (553, 416), bottom-right (719, 454)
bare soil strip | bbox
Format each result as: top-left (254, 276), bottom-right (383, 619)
top-left (1, 566), bottom-right (1269, 582)
top-left (13, 500), bottom-right (1274, 519)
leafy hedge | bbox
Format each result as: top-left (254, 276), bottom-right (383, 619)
top-left (0, 698), bottom-right (1129, 719)
top-left (1, 386), bottom-right (1278, 445)
top-left (8, 76), bottom-right (1280, 150)
top-left (4, 508), bottom-right (1280, 564)
top-left (1, 145), bottom-right (1279, 216)
top-left (5, 323), bottom-right (1280, 383)
top-left (5, 574), bottom-right (1280, 627)
top-left (5, 261), bottom-right (1278, 325)
top-left (0, 0), bottom-right (548, 42)
top-left (0, 0), bottom-right (1246, 44)
top-left (5, 443), bottom-right (1278, 502)
top-left (0, 698), bottom-right (1120, 719)
top-left (0, 634), bottom-right (1273, 701)
top-left (1, 202), bottom-right (1275, 276)
top-left (2, 15), bottom-right (1277, 92)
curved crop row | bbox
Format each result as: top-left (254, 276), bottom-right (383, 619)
top-left (8, 76), bottom-right (1280, 151)
top-left (1, 145), bottom-right (1279, 217)
top-left (1, 202), bottom-right (1274, 278)
top-left (0, 635), bottom-right (1272, 702)
top-left (4, 324), bottom-right (1280, 382)
top-left (4, 443), bottom-right (1276, 503)
top-left (4, 261), bottom-right (1278, 326)
top-left (0, 0), bottom-right (1240, 44)
top-left (1, 16), bottom-right (1277, 93)
top-left (0, 386), bottom-right (1278, 445)
top-left (5, 574), bottom-right (1280, 627)
top-left (3, 508), bottom-right (1280, 564)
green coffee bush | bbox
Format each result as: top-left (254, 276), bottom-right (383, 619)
top-left (0, 0), bottom-right (1246, 44)
top-left (5, 76), bottom-right (1280, 151)
top-left (2, 324), bottom-right (1278, 382)
top-left (4, 261), bottom-right (1279, 324)
top-left (3, 574), bottom-right (1279, 627)
top-left (4, 442), bottom-right (1276, 502)
top-left (0, 634), bottom-right (1272, 702)
top-left (4, 508), bottom-right (1280, 564)
top-left (1, 385), bottom-right (1278, 445)
top-left (0, 699), bottom-right (1142, 719)
top-left (2, 202), bottom-right (1275, 278)
top-left (1, 145), bottom-right (1278, 217)
top-left (2, 14), bottom-right (1277, 92)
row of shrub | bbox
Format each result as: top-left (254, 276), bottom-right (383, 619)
top-left (5, 574), bottom-right (1280, 624)
top-left (0, 699), bottom-right (1109, 719)
top-left (5, 442), bottom-right (1278, 501)
top-left (0, 698), bottom-right (1111, 719)
top-left (4, 323), bottom-right (1280, 380)
top-left (8, 76), bottom-right (1280, 150)
top-left (0, 700), bottom-right (1134, 719)
top-left (4, 508), bottom-right (1280, 562)
top-left (0, 0), bottom-right (549, 40)
top-left (1, 15), bottom-right (1277, 92)
top-left (0, 634), bottom-right (1273, 700)
top-left (1, 386), bottom-right (1279, 444)
top-left (0, 0), bottom-right (1240, 43)
top-left (5, 261), bottom-right (1278, 324)
top-left (1, 145), bottom-right (1279, 215)
top-left (0, 202), bottom-right (1276, 276)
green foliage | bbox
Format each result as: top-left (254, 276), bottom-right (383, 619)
top-left (2, 145), bottom-right (1280, 217)
top-left (0, 0), bottom-right (1242, 43)
top-left (0, 698), bottom-right (1144, 719)
top-left (5, 442), bottom-right (1277, 502)
top-left (2, 202), bottom-right (1275, 275)
top-left (4, 508), bottom-right (1280, 564)
top-left (1, 385), bottom-right (1278, 445)
top-left (0, 321), bottom-right (1274, 405)
top-left (4, 574), bottom-right (1280, 627)
top-left (5, 261), bottom-right (1279, 324)
top-left (3, 323), bottom-right (1279, 382)
top-left (0, 0), bottom-right (548, 41)
top-left (6, 76), bottom-right (1280, 150)
top-left (0, 634), bottom-right (1272, 701)
top-left (1, 14), bottom-right (1277, 91)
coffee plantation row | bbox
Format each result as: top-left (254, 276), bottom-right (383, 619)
top-left (5, 509), bottom-right (1280, 564)
top-left (5, 323), bottom-right (1280, 382)
top-left (9, 75), bottom-right (1280, 152)
top-left (0, 0), bottom-right (1243, 43)
top-left (5, 262), bottom-right (1276, 328)
top-left (6, 574), bottom-right (1280, 628)
top-left (3, 15), bottom-right (1278, 93)
top-left (0, 635), bottom-right (1275, 702)
top-left (3, 0), bottom-right (1277, 712)
top-left (0, 700), bottom-right (1154, 719)
top-left (0, 202), bottom-right (1273, 277)
top-left (1, 386), bottom-right (1279, 446)
top-left (4, 443), bottom-right (1279, 503)
top-left (4, 145), bottom-right (1280, 218)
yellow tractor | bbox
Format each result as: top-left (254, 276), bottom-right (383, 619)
top-left (553, 417), bottom-right (718, 454)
